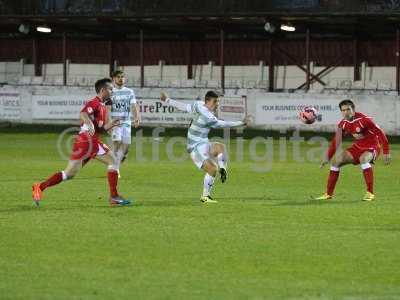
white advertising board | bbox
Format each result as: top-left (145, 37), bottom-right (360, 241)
top-left (31, 95), bottom-right (247, 126)
top-left (32, 95), bottom-right (92, 119)
top-left (0, 92), bottom-right (21, 121)
top-left (255, 97), bottom-right (341, 125)
top-left (137, 98), bottom-right (194, 125)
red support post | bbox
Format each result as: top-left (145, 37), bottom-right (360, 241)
top-left (108, 40), bottom-right (113, 75)
top-left (268, 38), bottom-right (274, 92)
top-left (140, 29), bottom-right (144, 88)
top-left (62, 32), bottom-right (67, 86)
top-left (32, 37), bottom-right (41, 76)
top-left (305, 28), bottom-right (310, 90)
top-left (187, 40), bottom-right (193, 80)
top-left (220, 29), bottom-right (225, 92)
top-left (396, 29), bottom-right (400, 95)
top-left (353, 38), bottom-right (360, 81)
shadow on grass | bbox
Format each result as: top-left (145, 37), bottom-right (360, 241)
top-left (134, 198), bottom-right (198, 207)
top-left (0, 198), bottom-right (197, 214)
top-left (0, 204), bottom-right (110, 214)
top-left (0, 198), bottom-right (367, 214)
top-left (0, 176), bottom-right (108, 183)
top-left (216, 196), bottom-right (281, 201)
top-left (273, 199), bottom-right (363, 206)
top-left (0, 205), bottom-right (38, 214)
top-left (209, 196), bottom-right (363, 205)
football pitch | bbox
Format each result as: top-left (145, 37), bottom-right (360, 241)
top-left (1, 130), bottom-right (399, 300)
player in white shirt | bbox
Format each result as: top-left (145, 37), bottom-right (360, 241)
top-left (109, 70), bottom-right (141, 174)
top-left (160, 91), bottom-right (249, 203)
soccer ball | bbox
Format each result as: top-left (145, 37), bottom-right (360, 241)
top-left (299, 106), bottom-right (318, 124)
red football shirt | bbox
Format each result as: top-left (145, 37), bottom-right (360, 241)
top-left (327, 112), bottom-right (389, 160)
top-left (80, 96), bottom-right (108, 138)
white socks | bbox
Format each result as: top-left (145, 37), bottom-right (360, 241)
top-left (361, 162), bottom-right (372, 170)
top-left (61, 171), bottom-right (68, 181)
top-left (203, 173), bottom-right (215, 197)
top-left (330, 166), bottom-right (340, 172)
top-left (217, 153), bottom-right (227, 169)
top-left (202, 150), bottom-right (226, 198)
top-left (107, 164), bottom-right (119, 172)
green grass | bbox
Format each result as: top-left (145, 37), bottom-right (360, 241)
top-left (0, 131), bottom-right (399, 300)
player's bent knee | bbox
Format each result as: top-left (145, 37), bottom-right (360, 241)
top-left (207, 168), bottom-right (217, 177)
top-left (108, 151), bottom-right (117, 162)
top-left (331, 158), bottom-right (342, 167)
top-left (215, 142), bottom-right (225, 152)
top-left (113, 141), bottom-right (122, 149)
top-left (360, 154), bottom-right (373, 164)
top-left (211, 142), bottom-right (226, 156)
top-left (334, 152), bottom-right (353, 167)
top-left (100, 152), bottom-right (116, 165)
top-left (343, 151), bottom-right (355, 164)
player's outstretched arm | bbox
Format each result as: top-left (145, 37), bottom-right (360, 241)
top-left (160, 92), bottom-right (194, 113)
top-left (321, 127), bottom-right (342, 168)
top-left (210, 115), bottom-right (251, 129)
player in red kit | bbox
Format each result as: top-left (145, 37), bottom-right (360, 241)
top-left (32, 78), bottom-right (131, 206)
top-left (316, 99), bottom-right (391, 201)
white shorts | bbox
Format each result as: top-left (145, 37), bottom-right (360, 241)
top-left (190, 143), bottom-right (213, 169)
top-left (112, 125), bottom-right (131, 144)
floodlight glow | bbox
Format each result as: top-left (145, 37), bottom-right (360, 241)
top-left (37, 26), bottom-right (51, 33)
top-left (280, 24), bottom-right (295, 32)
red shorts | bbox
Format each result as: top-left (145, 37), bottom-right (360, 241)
top-left (346, 143), bottom-right (380, 165)
top-left (70, 132), bottom-right (110, 161)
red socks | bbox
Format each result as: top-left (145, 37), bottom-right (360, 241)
top-left (362, 165), bottom-right (374, 194)
top-left (326, 164), bottom-right (374, 196)
top-left (40, 172), bottom-right (63, 191)
top-left (327, 167), bottom-right (340, 196)
top-left (39, 170), bottom-right (120, 198)
top-left (107, 170), bottom-right (119, 197)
